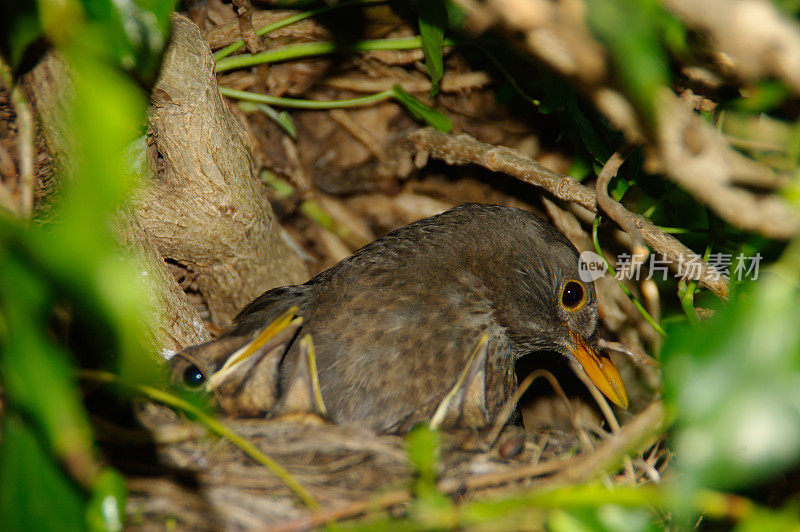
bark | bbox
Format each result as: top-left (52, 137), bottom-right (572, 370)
top-left (26, 53), bottom-right (210, 351)
top-left (137, 14), bottom-right (307, 327)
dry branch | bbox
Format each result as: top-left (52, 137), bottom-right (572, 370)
top-left (596, 147), bottom-right (730, 299)
top-left (550, 400), bottom-right (664, 483)
top-left (656, 93), bottom-right (800, 239)
top-left (405, 128), bottom-right (730, 299)
top-left (479, 0), bottom-right (800, 241)
top-left (405, 127), bottom-right (597, 210)
top-left (663, 0), bottom-right (800, 93)
top-left (231, 0), bottom-right (264, 54)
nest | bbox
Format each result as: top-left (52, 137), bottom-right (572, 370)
top-left (120, 388), bottom-right (666, 530)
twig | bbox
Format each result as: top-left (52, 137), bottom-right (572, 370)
top-left (232, 0), bottom-right (263, 54)
top-left (597, 339), bottom-right (661, 369)
top-left (550, 401), bottom-right (664, 484)
top-left (264, 461), bottom-right (565, 532)
top-left (405, 128), bottom-right (597, 210)
top-left (595, 147), bottom-right (641, 241)
top-left (595, 148), bottom-right (729, 299)
top-left (568, 361), bottom-right (636, 483)
top-left (484, 369), bottom-right (585, 451)
top-left (405, 128), bottom-right (729, 300)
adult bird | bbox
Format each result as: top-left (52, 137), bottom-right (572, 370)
top-left (171, 204), bottom-right (628, 432)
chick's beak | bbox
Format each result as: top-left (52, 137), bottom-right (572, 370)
top-left (569, 331), bottom-right (629, 409)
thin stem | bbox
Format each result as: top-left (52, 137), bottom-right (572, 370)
top-left (214, 0), bottom-right (387, 61)
top-left (220, 86), bottom-right (394, 109)
top-left (657, 226), bottom-right (709, 235)
top-left (216, 36), bottom-right (457, 72)
top-left (260, 171), bottom-right (369, 248)
top-left (79, 370), bottom-right (319, 510)
top-left (592, 216), bottom-right (667, 337)
top-left (512, 485), bottom-right (757, 523)
top-left (478, 46), bottom-right (540, 108)
top-left (679, 243), bottom-right (710, 325)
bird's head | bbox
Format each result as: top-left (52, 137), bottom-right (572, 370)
top-left (168, 310), bottom-right (302, 416)
top-left (468, 205), bottom-right (628, 409)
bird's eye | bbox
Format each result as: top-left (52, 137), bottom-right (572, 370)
top-left (560, 280), bottom-right (586, 311)
top-left (182, 364), bottom-right (206, 389)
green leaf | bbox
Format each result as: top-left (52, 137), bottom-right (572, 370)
top-left (76, 0), bottom-right (176, 80)
top-left (569, 155), bottom-right (592, 182)
top-left (565, 93), bottom-right (613, 164)
top-left (586, 0), bottom-right (671, 124)
top-left (1, 3), bottom-right (173, 529)
top-left (548, 506), bottom-right (660, 532)
top-left (0, 411), bottom-right (86, 532)
top-left (444, 0), bottom-right (468, 29)
top-left (412, 0), bottom-right (447, 98)
top-left (0, 254), bottom-right (97, 483)
top-left (87, 469), bottom-right (127, 532)
top-left (391, 85), bottom-right (452, 132)
top-left (405, 424), bottom-right (454, 524)
top-left (733, 81), bottom-right (791, 113)
top-left (662, 247), bottom-right (800, 490)
top-left (735, 507), bottom-right (800, 532)
top-left (407, 424), bottom-right (440, 495)
top-left (254, 103), bottom-right (298, 139)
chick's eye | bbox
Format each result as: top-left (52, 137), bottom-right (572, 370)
top-left (182, 364), bottom-right (206, 389)
top-left (561, 280), bottom-right (586, 310)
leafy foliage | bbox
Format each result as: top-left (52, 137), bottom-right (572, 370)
top-left (391, 85), bottom-right (453, 132)
top-left (663, 251), bottom-right (800, 491)
top-left (412, 0), bottom-right (447, 97)
top-left (585, 0), bottom-right (673, 123)
top-left (0, 1), bottom-right (172, 530)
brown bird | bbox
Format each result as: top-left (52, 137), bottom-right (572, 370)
top-left (171, 204), bottom-right (628, 432)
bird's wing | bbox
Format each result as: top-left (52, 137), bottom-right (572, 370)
top-left (230, 284), bottom-right (312, 335)
top-left (284, 268), bottom-right (516, 432)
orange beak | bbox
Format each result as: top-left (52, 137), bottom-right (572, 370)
top-left (569, 332), bottom-right (629, 409)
